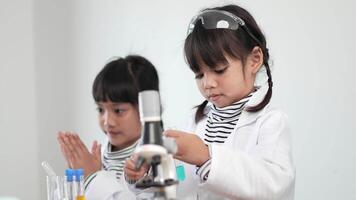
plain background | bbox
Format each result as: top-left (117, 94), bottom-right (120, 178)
top-left (1, 0), bottom-right (355, 199)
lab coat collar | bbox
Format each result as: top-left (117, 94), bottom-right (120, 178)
top-left (236, 83), bottom-right (270, 128)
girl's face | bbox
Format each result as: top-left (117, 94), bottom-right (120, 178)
top-left (195, 52), bottom-right (261, 108)
top-left (97, 101), bottom-right (141, 150)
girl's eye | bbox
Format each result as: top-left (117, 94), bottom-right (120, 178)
top-left (195, 73), bottom-right (204, 79)
top-left (214, 67), bottom-right (227, 74)
top-left (96, 107), bottom-right (104, 114)
top-left (114, 108), bottom-right (124, 114)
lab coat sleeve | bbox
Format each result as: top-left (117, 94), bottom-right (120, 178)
top-left (200, 111), bottom-right (295, 200)
top-left (85, 170), bottom-right (135, 200)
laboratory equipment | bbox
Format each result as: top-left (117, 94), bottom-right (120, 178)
top-left (134, 90), bottom-right (178, 200)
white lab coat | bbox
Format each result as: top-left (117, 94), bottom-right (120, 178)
top-left (84, 144), bottom-right (154, 200)
top-left (175, 84), bottom-right (295, 199)
top-left (85, 169), bottom-right (136, 200)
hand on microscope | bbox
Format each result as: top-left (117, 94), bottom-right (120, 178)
top-left (124, 129), bottom-right (210, 182)
top-left (57, 131), bottom-right (102, 177)
top-left (164, 130), bottom-right (210, 167)
top-left (124, 154), bottom-right (150, 182)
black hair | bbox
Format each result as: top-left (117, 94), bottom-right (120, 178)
top-left (184, 4), bottom-right (273, 123)
top-left (92, 55), bottom-right (159, 105)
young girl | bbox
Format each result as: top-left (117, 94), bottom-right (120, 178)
top-left (57, 55), bottom-right (160, 199)
top-left (125, 4), bottom-right (295, 200)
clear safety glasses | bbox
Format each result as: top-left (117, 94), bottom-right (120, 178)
top-left (187, 9), bottom-right (262, 46)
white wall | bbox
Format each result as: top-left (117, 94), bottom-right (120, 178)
top-left (1, 0), bottom-right (355, 199)
top-left (33, 0), bottom-right (77, 198)
top-left (0, 0), bottom-right (39, 199)
top-left (263, 1), bottom-right (356, 199)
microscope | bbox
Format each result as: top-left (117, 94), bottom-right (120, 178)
top-left (134, 90), bottom-right (178, 200)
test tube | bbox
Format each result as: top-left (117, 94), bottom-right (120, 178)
top-left (65, 169), bottom-right (75, 200)
top-left (42, 161), bottom-right (57, 177)
top-left (74, 169), bottom-right (85, 200)
top-left (46, 176), bottom-right (52, 200)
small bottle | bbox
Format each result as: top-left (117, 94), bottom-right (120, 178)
top-left (74, 169), bottom-right (86, 200)
top-left (65, 169), bottom-right (75, 200)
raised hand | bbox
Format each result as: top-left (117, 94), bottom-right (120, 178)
top-left (57, 131), bottom-right (102, 177)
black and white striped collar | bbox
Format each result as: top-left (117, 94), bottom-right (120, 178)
top-left (203, 83), bottom-right (270, 128)
top-left (105, 140), bottom-right (138, 157)
top-left (208, 93), bottom-right (252, 123)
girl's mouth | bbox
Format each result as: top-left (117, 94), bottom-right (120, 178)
top-left (107, 131), bottom-right (121, 136)
top-left (209, 94), bottom-right (221, 102)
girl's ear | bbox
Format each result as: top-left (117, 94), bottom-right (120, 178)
top-left (247, 46), bottom-right (263, 74)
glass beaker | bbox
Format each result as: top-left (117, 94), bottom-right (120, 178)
top-left (46, 176), bottom-right (66, 200)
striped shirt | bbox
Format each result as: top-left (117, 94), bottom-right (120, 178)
top-left (84, 141), bottom-right (138, 191)
top-left (203, 94), bottom-right (252, 144)
top-left (197, 93), bottom-right (253, 182)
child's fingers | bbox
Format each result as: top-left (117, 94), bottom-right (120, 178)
top-left (91, 141), bottom-right (101, 161)
top-left (57, 131), bottom-right (68, 143)
top-left (91, 140), bottom-right (98, 154)
top-left (73, 134), bottom-right (89, 153)
top-left (124, 159), bottom-right (147, 180)
top-left (124, 165), bottom-right (143, 175)
top-left (63, 147), bottom-right (74, 168)
top-left (128, 153), bottom-right (140, 163)
top-left (124, 158), bottom-right (137, 171)
top-left (163, 130), bottom-right (181, 138)
top-left (97, 144), bottom-right (102, 162)
top-left (57, 133), bottom-right (65, 145)
top-left (69, 133), bottom-right (84, 153)
top-left (124, 161), bottom-right (138, 178)
top-left (57, 131), bottom-right (77, 168)
top-left (58, 133), bottom-right (71, 157)
top-left (173, 154), bottom-right (183, 161)
top-left (58, 138), bottom-right (75, 168)
top-left (125, 170), bottom-right (145, 180)
top-left (126, 157), bottom-right (150, 171)
top-left (63, 133), bottom-right (80, 160)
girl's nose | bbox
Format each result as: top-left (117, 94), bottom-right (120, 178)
top-left (203, 73), bottom-right (217, 89)
top-left (103, 111), bottom-right (115, 127)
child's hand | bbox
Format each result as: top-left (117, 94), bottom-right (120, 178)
top-left (164, 130), bottom-right (210, 166)
top-left (124, 154), bottom-right (149, 182)
top-left (57, 131), bottom-right (102, 177)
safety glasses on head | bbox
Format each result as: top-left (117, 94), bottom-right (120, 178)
top-left (187, 9), bottom-right (262, 46)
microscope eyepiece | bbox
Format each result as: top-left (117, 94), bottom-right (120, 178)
top-left (139, 90), bottom-right (161, 122)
